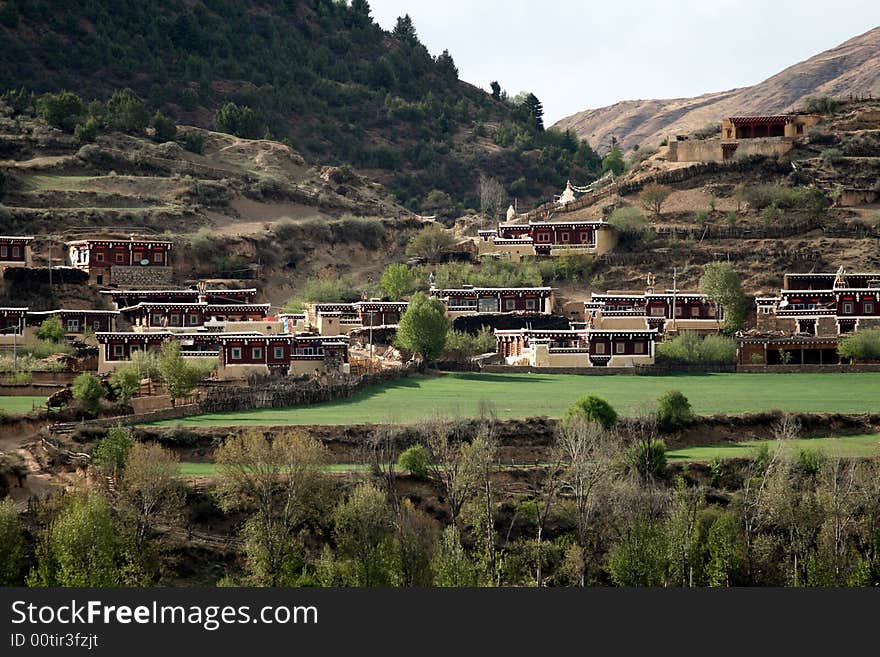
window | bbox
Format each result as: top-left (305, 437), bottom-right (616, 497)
top-left (231, 347), bottom-right (242, 360)
top-left (796, 124), bottom-right (804, 135)
top-left (674, 306), bottom-right (683, 317)
top-left (153, 252), bottom-right (164, 264)
top-left (505, 299), bottom-right (516, 311)
top-left (593, 342), bottom-right (606, 355)
top-left (66, 319), bottom-right (79, 332)
top-left (11, 246), bottom-right (19, 257)
top-left (864, 302), bottom-right (875, 315)
top-left (615, 342), bottom-right (625, 354)
top-left (842, 302), bottom-right (854, 315)
top-left (92, 320), bottom-right (101, 330)
top-left (252, 347), bottom-right (263, 360)
top-left (634, 342), bottom-right (645, 354)
top-left (536, 233), bottom-right (550, 243)
top-left (115, 252), bottom-right (125, 264)
top-left (0, 246), bottom-right (7, 258)
top-left (691, 307), bottom-right (701, 318)
top-left (758, 306), bottom-right (772, 315)
top-left (579, 232), bottom-right (590, 244)
top-left (112, 344), bottom-right (124, 358)
top-left (525, 298), bottom-right (536, 310)
top-left (169, 314), bottom-right (181, 326)
top-left (188, 313), bottom-right (200, 325)
top-left (650, 307), bottom-right (665, 317)
top-left (130, 345), bottom-right (140, 354)
top-left (274, 347), bottom-right (284, 360)
top-left (152, 313), bottom-right (164, 326)
top-left (560, 232), bottom-right (570, 242)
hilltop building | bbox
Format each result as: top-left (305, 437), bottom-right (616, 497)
top-left (668, 113), bottom-right (821, 163)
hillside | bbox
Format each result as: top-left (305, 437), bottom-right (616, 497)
top-left (554, 26), bottom-right (880, 151)
top-left (0, 0), bottom-right (602, 211)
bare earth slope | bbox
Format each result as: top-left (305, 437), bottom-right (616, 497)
top-left (555, 26), bottom-right (880, 151)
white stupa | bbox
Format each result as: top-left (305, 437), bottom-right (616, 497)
top-left (506, 204), bottom-right (517, 221)
top-left (559, 180), bottom-right (576, 205)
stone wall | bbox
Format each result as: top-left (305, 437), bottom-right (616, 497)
top-left (110, 266), bottom-right (173, 286)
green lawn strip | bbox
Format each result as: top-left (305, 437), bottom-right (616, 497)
top-left (18, 174), bottom-right (98, 192)
top-left (0, 396), bottom-right (47, 414)
top-left (668, 434), bottom-right (880, 462)
top-left (147, 372), bottom-right (880, 427)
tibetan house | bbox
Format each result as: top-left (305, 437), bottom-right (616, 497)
top-left (308, 301), bottom-right (409, 336)
top-left (430, 286), bottom-right (554, 318)
top-left (478, 219), bottom-right (616, 262)
top-left (118, 302), bottom-right (273, 332)
top-left (67, 237), bottom-right (174, 285)
top-left (103, 287), bottom-right (258, 308)
top-left (495, 327), bottom-right (657, 368)
top-left (26, 309), bottom-right (117, 336)
top-left (586, 280), bottom-right (722, 335)
top-left (0, 236), bottom-right (34, 268)
top-left (96, 332), bottom-right (349, 379)
top-left (738, 268), bottom-right (880, 365)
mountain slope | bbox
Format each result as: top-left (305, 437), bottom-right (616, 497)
top-left (555, 26), bottom-right (880, 151)
top-left (0, 0), bottom-right (601, 211)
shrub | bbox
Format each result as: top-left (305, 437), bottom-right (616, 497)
top-left (0, 497), bottom-right (26, 585)
top-left (397, 444), bottom-right (429, 479)
top-left (109, 365), bottom-right (140, 404)
top-left (105, 88), bottom-right (150, 134)
top-left (284, 277), bottom-right (363, 310)
top-left (380, 263), bottom-right (419, 299)
top-left (72, 373), bottom-right (105, 414)
top-left (801, 95), bottom-right (839, 114)
top-left (820, 148), bottom-right (844, 166)
top-left (656, 390), bottom-right (694, 432)
top-left (837, 329), bottom-right (880, 361)
top-left (443, 326), bottom-right (496, 360)
top-left (608, 207), bottom-right (650, 243)
top-left (184, 131), bottom-right (205, 154)
top-left (657, 332), bottom-right (736, 365)
top-left (74, 116), bottom-right (100, 143)
top-left (91, 426), bottom-right (134, 478)
top-left (794, 448), bottom-right (825, 478)
top-left (639, 183), bottom-right (672, 218)
top-left (151, 111), bottom-right (177, 142)
top-left (627, 438), bottom-right (667, 480)
top-left (406, 224), bottom-right (456, 262)
top-left (36, 91), bottom-right (83, 131)
top-left (214, 102), bottom-right (263, 139)
top-left (564, 395), bottom-right (617, 430)
top-left (20, 339), bottom-right (75, 358)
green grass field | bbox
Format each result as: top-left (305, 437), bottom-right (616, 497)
top-left (150, 372), bottom-right (880, 427)
top-left (0, 396), bottom-right (46, 414)
top-left (667, 434), bottom-right (880, 461)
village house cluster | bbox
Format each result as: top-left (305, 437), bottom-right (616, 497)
top-left (737, 268), bottom-right (880, 365)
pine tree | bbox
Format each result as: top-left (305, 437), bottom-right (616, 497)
top-left (490, 81), bottom-right (501, 100)
top-left (523, 93), bottom-right (544, 131)
top-left (392, 14), bottom-right (419, 46)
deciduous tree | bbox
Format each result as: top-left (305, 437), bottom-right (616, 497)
top-left (700, 262), bottom-right (747, 332)
top-left (394, 292), bottom-right (449, 368)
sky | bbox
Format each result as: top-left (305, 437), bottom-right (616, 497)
top-left (368, 1), bottom-right (880, 124)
